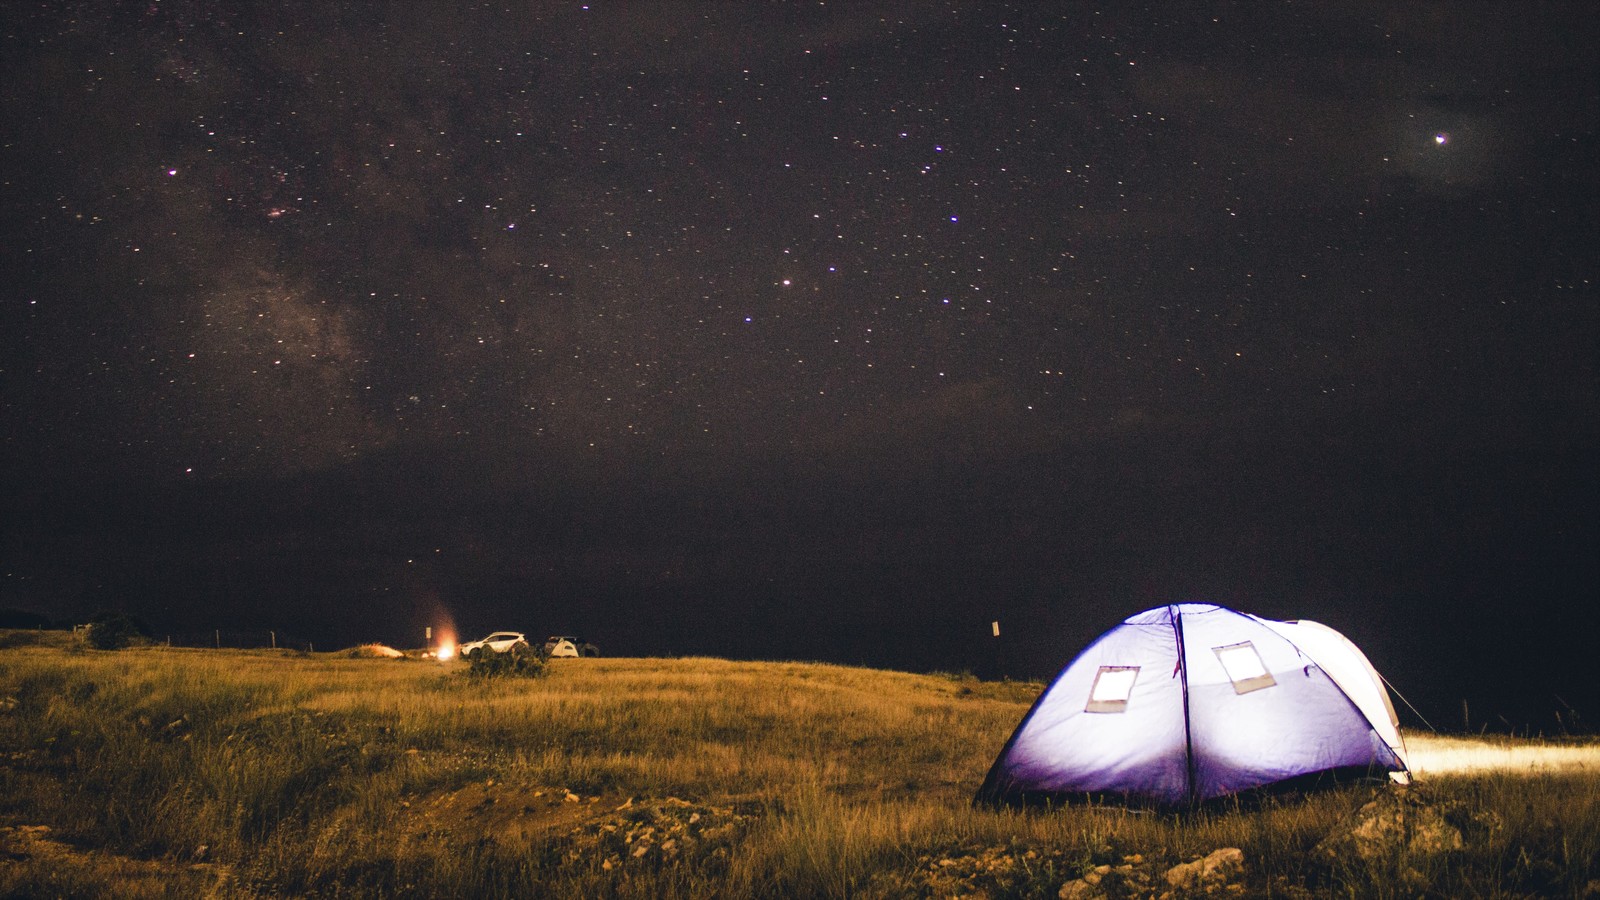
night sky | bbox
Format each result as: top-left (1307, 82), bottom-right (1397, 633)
top-left (3, 3), bottom-right (1596, 728)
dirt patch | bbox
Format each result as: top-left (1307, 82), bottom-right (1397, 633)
top-left (393, 780), bottom-right (756, 870)
top-left (0, 824), bottom-right (231, 898)
top-left (402, 780), bottom-right (616, 840)
top-left (345, 643), bottom-right (406, 658)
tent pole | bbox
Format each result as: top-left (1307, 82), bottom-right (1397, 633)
top-left (1172, 605), bottom-right (1198, 808)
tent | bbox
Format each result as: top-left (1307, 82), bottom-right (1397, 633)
top-left (975, 603), bottom-right (1409, 808)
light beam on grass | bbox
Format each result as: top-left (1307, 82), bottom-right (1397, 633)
top-left (1405, 733), bottom-right (1600, 776)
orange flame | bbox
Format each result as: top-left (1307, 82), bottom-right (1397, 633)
top-left (434, 623), bottom-right (458, 661)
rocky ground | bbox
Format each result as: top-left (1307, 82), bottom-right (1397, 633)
top-left (8, 780), bottom-right (1600, 898)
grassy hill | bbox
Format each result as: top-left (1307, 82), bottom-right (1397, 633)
top-left (1, 634), bottom-right (1596, 897)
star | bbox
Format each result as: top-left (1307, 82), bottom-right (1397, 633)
top-left (1, 0), bottom-right (1593, 726)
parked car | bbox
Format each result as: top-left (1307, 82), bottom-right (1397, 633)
top-left (458, 631), bottom-right (528, 657)
top-left (543, 636), bottom-right (599, 658)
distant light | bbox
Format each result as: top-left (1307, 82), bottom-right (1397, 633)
top-left (167, 168), bottom-right (178, 176)
top-left (949, 215), bottom-right (959, 222)
top-left (1434, 133), bottom-right (1448, 146)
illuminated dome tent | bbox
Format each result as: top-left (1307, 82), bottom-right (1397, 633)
top-left (975, 604), bottom-right (1409, 808)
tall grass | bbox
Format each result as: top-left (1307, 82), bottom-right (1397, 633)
top-left (1, 639), bottom-right (1596, 897)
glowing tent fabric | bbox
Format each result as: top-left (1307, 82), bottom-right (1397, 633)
top-left (975, 604), bottom-right (1409, 808)
top-left (1257, 618), bottom-right (1408, 773)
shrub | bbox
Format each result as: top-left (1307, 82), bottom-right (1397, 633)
top-left (85, 612), bottom-right (141, 650)
top-left (464, 642), bottom-right (547, 679)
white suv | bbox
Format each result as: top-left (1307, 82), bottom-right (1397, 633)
top-left (458, 631), bottom-right (528, 657)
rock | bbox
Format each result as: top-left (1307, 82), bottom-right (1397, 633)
top-left (1315, 788), bottom-right (1464, 865)
top-left (1164, 847), bottom-right (1244, 890)
top-left (1058, 878), bottom-right (1105, 900)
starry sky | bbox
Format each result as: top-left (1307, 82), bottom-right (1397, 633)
top-left (3, 3), bottom-right (1596, 727)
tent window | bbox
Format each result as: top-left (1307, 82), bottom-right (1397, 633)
top-left (1214, 641), bottom-right (1277, 694)
top-left (1086, 666), bottom-right (1140, 713)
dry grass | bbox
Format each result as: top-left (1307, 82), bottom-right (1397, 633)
top-left (1, 635), bottom-right (1596, 898)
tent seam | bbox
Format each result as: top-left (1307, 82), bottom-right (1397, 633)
top-left (1172, 604), bottom-right (1198, 808)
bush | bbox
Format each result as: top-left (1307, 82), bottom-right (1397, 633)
top-left (0, 630), bottom-right (48, 650)
top-left (85, 612), bottom-right (141, 650)
top-left (464, 642), bottom-right (547, 679)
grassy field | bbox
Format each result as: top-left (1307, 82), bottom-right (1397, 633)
top-left (1, 630), bottom-right (1597, 898)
